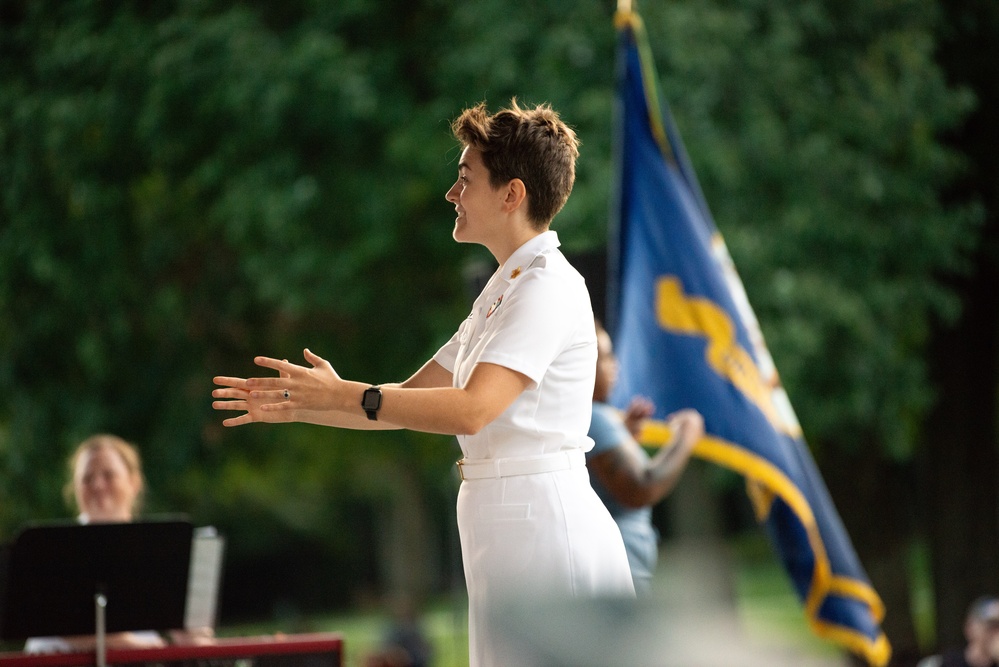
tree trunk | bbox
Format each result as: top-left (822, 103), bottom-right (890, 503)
top-left (927, 0), bottom-right (999, 652)
top-left (922, 228), bottom-right (999, 650)
top-left (379, 462), bottom-right (439, 602)
top-left (662, 457), bottom-right (738, 605)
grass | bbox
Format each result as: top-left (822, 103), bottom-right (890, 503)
top-left (729, 534), bottom-right (846, 660)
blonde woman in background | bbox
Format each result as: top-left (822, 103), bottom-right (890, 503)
top-left (27, 434), bottom-right (212, 653)
top-left (66, 433), bottom-right (146, 524)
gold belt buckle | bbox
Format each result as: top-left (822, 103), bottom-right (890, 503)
top-left (456, 459), bottom-right (467, 481)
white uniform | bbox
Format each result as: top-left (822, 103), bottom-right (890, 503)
top-left (434, 231), bottom-right (635, 667)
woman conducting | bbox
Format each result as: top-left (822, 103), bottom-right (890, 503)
top-left (212, 100), bottom-right (635, 667)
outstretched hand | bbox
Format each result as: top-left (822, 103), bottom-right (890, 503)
top-left (212, 349), bottom-right (342, 427)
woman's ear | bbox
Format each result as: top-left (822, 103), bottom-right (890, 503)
top-left (502, 178), bottom-right (527, 212)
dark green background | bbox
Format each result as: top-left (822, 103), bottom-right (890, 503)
top-left (1, 1), bottom-right (995, 661)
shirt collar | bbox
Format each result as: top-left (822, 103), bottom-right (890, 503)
top-left (500, 230), bottom-right (560, 282)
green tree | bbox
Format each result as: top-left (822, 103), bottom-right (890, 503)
top-left (0, 0), bottom-right (470, 613)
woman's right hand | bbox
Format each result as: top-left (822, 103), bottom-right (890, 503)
top-left (212, 349), bottom-right (344, 426)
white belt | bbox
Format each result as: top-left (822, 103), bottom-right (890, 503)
top-left (456, 449), bottom-right (586, 481)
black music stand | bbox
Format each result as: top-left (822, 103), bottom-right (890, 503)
top-left (0, 519), bottom-right (193, 658)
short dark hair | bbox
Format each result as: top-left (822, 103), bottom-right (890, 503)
top-left (451, 99), bottom-right (580, 229)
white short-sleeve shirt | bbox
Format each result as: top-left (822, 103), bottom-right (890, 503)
top-left (434, 231), bottom-right (597, 460)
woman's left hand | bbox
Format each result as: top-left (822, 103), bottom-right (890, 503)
top-left (212, 348), bottom-right (342, 426)
top-left (665, 409), bottom-right (705, 450)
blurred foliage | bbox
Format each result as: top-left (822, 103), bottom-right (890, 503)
top-left (635, 0), bottom-right (979, 460)
top-left (0, 0), bottom-right (985, 621)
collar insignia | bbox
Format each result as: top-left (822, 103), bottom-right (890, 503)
top-left (486, 294), bottom-right (504, 318)
top-left (510, 267), bottom-right (522, 280)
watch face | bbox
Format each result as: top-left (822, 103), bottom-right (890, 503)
top-left (363, 388), bottom-right (381, 410)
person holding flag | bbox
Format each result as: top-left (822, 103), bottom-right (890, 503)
top-left (587, 320), bottom-right (703, 595)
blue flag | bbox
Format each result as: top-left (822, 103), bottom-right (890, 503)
top-left (608, 10), bottom-right (890, 666)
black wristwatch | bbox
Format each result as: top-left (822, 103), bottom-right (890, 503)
top-left (361, 385), bottom-right (382, 421)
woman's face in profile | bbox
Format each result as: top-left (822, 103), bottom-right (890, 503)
top-left (74, 445), bottom-right (140, 523)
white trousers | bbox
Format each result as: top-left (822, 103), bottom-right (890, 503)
top-left (456, 466), bottom-right (636, 667)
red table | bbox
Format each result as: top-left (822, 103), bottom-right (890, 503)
top-left (0, 633), bottom-right (343, 667)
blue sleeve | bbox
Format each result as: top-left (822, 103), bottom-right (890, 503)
top-left (587, 402), bottom-right (631, 457)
